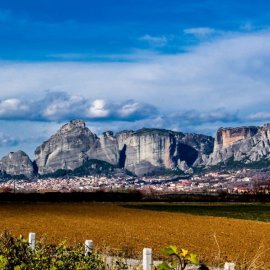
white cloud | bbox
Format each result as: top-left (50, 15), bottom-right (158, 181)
top-left (0, 30), bottom-right (270, 127)
top-left (2, 30), bottom-right (270, 157)
top-left (118, 101), bottom-right (141, 117)
top-left (140, 34), bottom-right (168, 47)
top-left (184, 27), bottom-right (215, 36)
top-left (0, 98), bottom-right (30, 118)
top-left (117, 100), bottom-right (158, 120)
top-left (0, 92), bottom-right (158, 122)
top-left (42, 93), bottom-right (86, 121)
top-left (87, 99), bottom-right (110, 118)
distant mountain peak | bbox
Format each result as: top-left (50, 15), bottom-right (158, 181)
top-left (3, 120), bottom-right (270, 178)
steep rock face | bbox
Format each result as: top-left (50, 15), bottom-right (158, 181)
top-left (117, 129), bottom-right (176, 175)
top-left (116, 128), bottom-right (214, 175)
top-left (203, 124), bottom-right (270, 165)
top-left (183, 133), bottom-right (216, 156)
top-left (0, 151), bottom-right (35, 178)
top-left (10, 120), bottom-right (270, 176)
top-left (35, 120), bottom-right (97, 174)
top-left (34, 120), bottom-right (214, 176)
top-left (87, 131), bottom-right (119, 165)
top-left (214, 126), bottom-right (259, 151)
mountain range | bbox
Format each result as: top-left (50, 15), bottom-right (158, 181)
top-left (1, 120), bottom-right (270, 179)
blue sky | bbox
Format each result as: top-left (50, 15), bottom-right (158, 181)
top-left (1, 0), bottom-right (270, 60)
top-left (0, 0), bottom-right (270, 158)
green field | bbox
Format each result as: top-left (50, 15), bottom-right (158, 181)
top-left (123, 203), bottom-right (270, 222)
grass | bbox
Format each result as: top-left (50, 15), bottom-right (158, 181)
top-left (0, 202), bottom-right (269, 267)
top-left (122, 202), bottom-right (270, 222)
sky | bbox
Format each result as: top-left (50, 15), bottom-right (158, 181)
top-left (0, 0), bottom-right (270, 158)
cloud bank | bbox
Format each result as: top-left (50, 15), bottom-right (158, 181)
top-left (0, 91), bottom-right (158, 122)
top-left (0, 90), bottom-right (269, 131)
top-left (1, 30), bottom-right (270, 116)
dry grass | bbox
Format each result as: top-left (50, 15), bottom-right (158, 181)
top-left (0, 202), bottom-right (269, 268)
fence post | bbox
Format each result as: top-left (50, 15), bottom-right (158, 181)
top-left (224, 262), bottom-right (235, 270)
top-left (28, 232), bottom-right (36, 251)
top-left (143, 248), bottom-right (152, 270)
top-left (85, 240), bottom-right (93, 255)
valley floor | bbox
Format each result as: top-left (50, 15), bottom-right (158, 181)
top-left (0, 202), bottom-right (269, 268)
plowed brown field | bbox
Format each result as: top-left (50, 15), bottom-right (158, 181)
top-left (0, 202), bottom-right (269, 268)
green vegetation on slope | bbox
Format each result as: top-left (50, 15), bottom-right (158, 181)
top-left (194, 157), bottom-right (270, 174)
top-left (122, 203), bottom-right (270, 222)
top-left (0, 172), bottom-right (28, 181)
top-left (40, 159), bottom-right (119, 179)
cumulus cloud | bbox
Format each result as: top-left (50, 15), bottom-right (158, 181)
top-left (117, 100), bottom-right (158, 120)
top-left (87, 99), bottom-right (110, 118)
top-left (0, 98), bottom-right (30, 119)
top-left (40, 92), bottom-right (87, 121)
top-left (1, 92), bottom-right (240, 127)
top-left (0, 92), bottom-right (158, 122)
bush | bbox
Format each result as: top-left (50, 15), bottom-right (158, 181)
top-left (0, 231), bottom-right (128, 270)
top-left (157, 245), bottom-right (203, 270)
top-left (0, 232), bottom-right (209, 270)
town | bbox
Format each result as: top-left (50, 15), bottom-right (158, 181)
top-left (0, 169), bottom-right (269, 194)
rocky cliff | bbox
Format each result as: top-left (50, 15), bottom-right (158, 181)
top-left (34, 121), bottom-right (214, 176)
top-left (202, 124), bottom-right (270, 166)
top-left (116, 128), bottom-right (214, 175)
top-left (213, 126), bottom-right (259, 151)
top-left (4, 120), bottom-right (270, 178)
top-left (35, 120), bottom-right (97, 174)
top-left (87, 131), bottom-right (119, 165)
top-left (0, 150), bottom-right (35, 178)
top-left (34, 121), bottom-right (122, 175)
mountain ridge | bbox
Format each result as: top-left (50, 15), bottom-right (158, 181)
top-left (1, 120), bottom-right (270, 178)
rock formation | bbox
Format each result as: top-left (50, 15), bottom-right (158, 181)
top-left (213, 126), bottom-right (259, 151)
top-left (116, 128), bottom-right (214, 175)
top-left (35, 120), bottom-right (97, 174)
top-left (34, 121), bottom-right (214, 176)
top-left (0, 150), bottom-right (35, 178)
top-left (5, 120), bottom-right (270, 178)
top-left (87, 131), bottom-right (119, 165)
top-left (201, 124), bottom-right (270, 166)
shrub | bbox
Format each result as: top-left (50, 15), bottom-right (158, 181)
top-left (157, 245), bottom-right (205, 270)
top-left (0, 231), bottom-right (128, 270)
